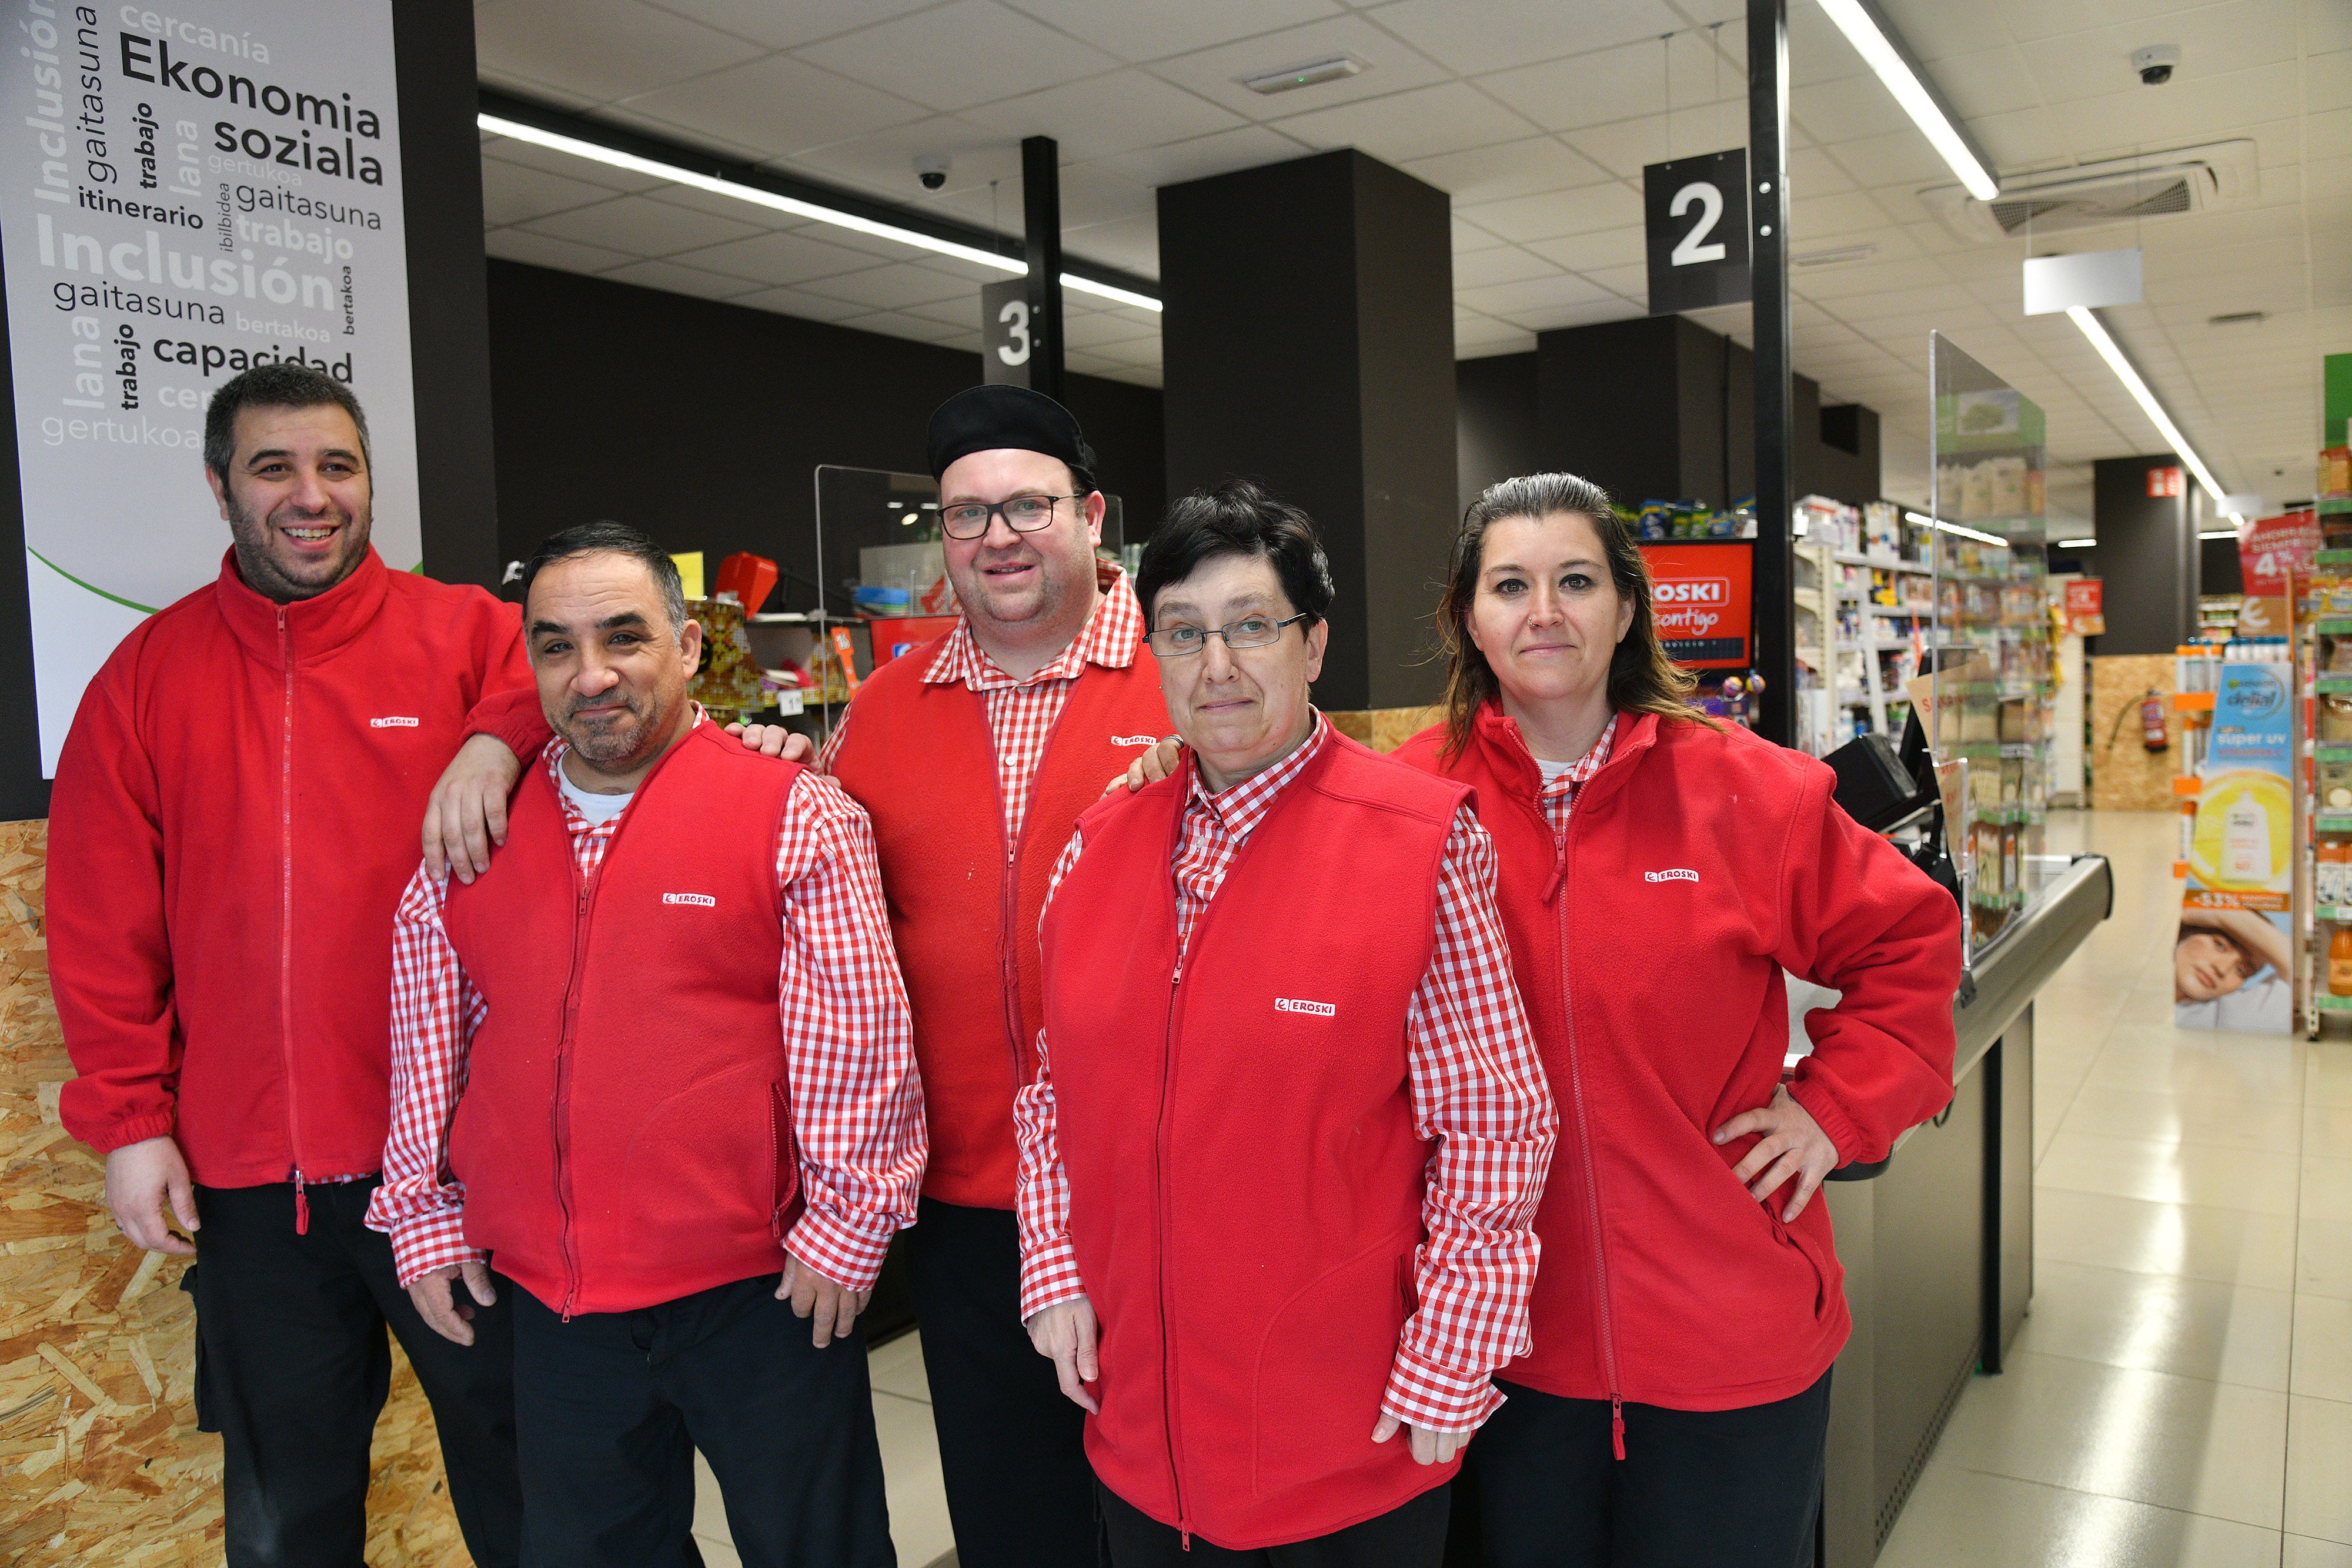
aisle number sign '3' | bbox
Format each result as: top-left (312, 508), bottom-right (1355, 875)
top-left (1645, 149), bottom-right (1752, 316)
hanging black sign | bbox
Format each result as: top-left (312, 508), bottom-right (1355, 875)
top-left (981, 278), bottom-right (1037, 387)
top-left (1644, 148), bottom-right (1752, 315)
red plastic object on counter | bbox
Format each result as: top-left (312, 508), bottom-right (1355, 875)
top-left (714, 551), bottom-right (779, 613)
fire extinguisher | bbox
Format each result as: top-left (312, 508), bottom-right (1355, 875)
top-left (2108, 688), bottom-right (2170, 754)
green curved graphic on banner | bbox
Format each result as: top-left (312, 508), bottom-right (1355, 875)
top-left (28, 547), bottom-right (159, 616)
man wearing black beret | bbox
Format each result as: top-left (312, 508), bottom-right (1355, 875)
top-left (819, 386), bottom-right (1173, 1567)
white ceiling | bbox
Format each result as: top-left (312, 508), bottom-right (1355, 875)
top-left (472, 0), bottom-right (2352, 525)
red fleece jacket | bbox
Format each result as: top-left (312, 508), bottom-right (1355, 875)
top-left (1392, 703), bottom-right (1960, 1410)
top-left (48, 549), bottom-right (532, 1189)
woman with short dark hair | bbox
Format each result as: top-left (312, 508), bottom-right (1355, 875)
top-left (1387, 473), bottom-right (1963, 1566)
top-left (1015, 479), bottom-right (1558, 1567)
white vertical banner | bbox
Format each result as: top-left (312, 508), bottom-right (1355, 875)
top-left (0, 1), bottom-right (417, 774)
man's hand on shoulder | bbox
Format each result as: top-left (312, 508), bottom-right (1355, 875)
top-left (1104, 735), bottom-right (1181, 795)
top-left (422, 734), bottom-right (524, 884)
top-left (724, 721), bottom-right (814, 764)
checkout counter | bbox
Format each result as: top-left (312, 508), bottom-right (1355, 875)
top-left (1816, 849), bottom-right (2113, 1566)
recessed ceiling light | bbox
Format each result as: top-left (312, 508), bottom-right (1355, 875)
top-left (1240, 55), bottom-right (1367, 95)
top-left (2208, 310), bottom-right (2266, 326)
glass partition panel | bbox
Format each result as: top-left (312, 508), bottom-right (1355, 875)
top-left (797, 465), bottom-right (1128, 737)
top-left (1929, 334), bottom-right (2053, 951)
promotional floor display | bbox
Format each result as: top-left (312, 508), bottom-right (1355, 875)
top-left (2177, 647), bottom-right (2295, 1033)
top-left (0, 0), bottom-right (419, 773)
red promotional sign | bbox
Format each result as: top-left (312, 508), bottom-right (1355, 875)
top-left (1639, 542), bottom-right (1752, 668)
top-left (2063, 578), bottom-right (2104, 636)
top-left (2238, 510), bottom-right (2318, 600)
top-left (2146, 466), bottom-right (2184, 498)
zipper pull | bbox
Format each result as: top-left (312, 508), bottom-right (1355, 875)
top-left (1611, 1395), bottom-right (1626, 1461)
top-left (1180, 1529), bottom-right (1191, 1552)
top-left (293, 1171), bottom-right (309, 1236)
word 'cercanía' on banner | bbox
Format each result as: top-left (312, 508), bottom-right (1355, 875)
top-left (0, 0), bottom-right (419, 774)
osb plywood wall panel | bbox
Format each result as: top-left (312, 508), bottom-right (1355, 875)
top-left (2090, 656), bottom-right (2182, 813)
top-left (1328, 706), bottom-right (1442, 754)
top-left (0, 821), bottom-right (467, 1566)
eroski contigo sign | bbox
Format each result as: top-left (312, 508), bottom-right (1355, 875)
top-left (0, 1), bottom-right (420, 773)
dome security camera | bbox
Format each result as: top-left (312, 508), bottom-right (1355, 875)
top-left (914, 153), bottom-right (951, 191)
top-left (2133, 44), bottom-right (2180, 85)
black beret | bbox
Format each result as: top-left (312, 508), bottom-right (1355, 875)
top-left (927, 384), bottom-right (1097, 484)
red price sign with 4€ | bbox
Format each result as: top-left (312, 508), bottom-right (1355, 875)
top-left (2238, 510), bottom-right (2318, 600)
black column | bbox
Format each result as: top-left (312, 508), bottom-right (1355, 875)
top-left (1159, 150), bottom-right (1456, 711)
top-left (1748, 0), bottom-right (1796, 746)
top-left (2090, 456), bottom-right (2200, 654)
top-left (395, 0), bottom-right (501, 590)
top-left (1021, 136), bottom-right (1065, 406)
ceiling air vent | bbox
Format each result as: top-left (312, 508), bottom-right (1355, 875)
top-left (1923, 141), bottom-right (2255, 243)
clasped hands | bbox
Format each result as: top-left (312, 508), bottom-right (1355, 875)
top-left (1024, 1295), bottom-right (1469, 1465)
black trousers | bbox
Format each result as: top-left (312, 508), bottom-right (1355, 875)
top-left (907, 1195), bottom-right (1098, 1568)
top-left (1100, 1477), bottom-right (1449, 1567)
top-left (510, 1271), bottom-right (892, 1568)
top-left (186, 1179), bottom-right (524, 1568)
top-left (1468, 1372), bottom-right (1832, 1568)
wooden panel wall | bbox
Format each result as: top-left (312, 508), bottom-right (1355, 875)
top-left (2089, 655), bottom-right (2183, 812)
top-left (0, 823), bottom-right (465, 1566)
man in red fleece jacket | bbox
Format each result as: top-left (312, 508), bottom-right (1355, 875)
top-left (46, 365), bottom-right (528, 1568)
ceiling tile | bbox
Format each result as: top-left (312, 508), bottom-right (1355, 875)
top-left (1059, 213), bottom-right (1161, 278)
top-left (667, 227), bottom-right (895, 286)
top-left (1141, 15), bottom-right (1452, 121)
top-left (730, 284), bottom-right (874, 322)
top-left (1480, 36), bottom-right (1736, 136)
top-left (801, 260), bottom-right (984, 309)
top-left (1456, 182), bottom-right (1642, 243)
top-left (795, 1), bottom-right (1123, 113)
top-left (1560, 115), bottom-right (1685, 180)
top-left (1457, 272), bottom-right (1615, 320)
top-left (1788, 79), bottom-right (1913, 146)
top-left (619, 53), bottom-right (930, 155)
top-left (1096, 125), bottom-right (1314, 190)
top-left (1370, 0), bottom-right (1679, 77)
top-left (1789, 190), bottom-right (1897, 243)
top-left (647, 0), bottom-right (940, 52)
top-left (1398, 136), bottom-right (1609, 203)
top-left (1820, 129), bottom-right (1956, 190)
top-left (836, 308), bottom-right (977, 346)
top-left (479, 158), bottom-right (619, 226)
top-left (963, 69), bottom-right (1251, 161)
top-left (1452, 247), bottom-right (1563, 288)
top-left (1516, 297), bottom-right (1644, 333)
top-left (599, 256), bottom-right (769, 300)
top-left (1268, 81), bottom-right (1542, 163)
top-left (521, 193), bottom-right (769, 255)
top-left (475, 0), bottom-right (766, 103)
top-left (1454, 214), bottom-right (1508, 252)
top-left (1522, 224), bottom-right (1646, 273)
top-left (482, 134), bottom-right (667, 194)
top-left (999, 0), bottom-right (1343, 62)
top-left (486, 227), bottom-right (638, 274)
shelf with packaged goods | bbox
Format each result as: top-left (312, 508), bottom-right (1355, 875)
top-left (2317, 549), bottom-right (2352, 566)
top-left (1867, 603), bottom-right (1933, 616)
top-left (1832, 551), bottom-right (1931, 571)
top-left (2318, 676), bottom-right (2352, 694)
top-left (2317, 810), bottom-right (2352, 832)
top-left (2317, 618), bottom-right (2352, 636)
top-left (1836, 638), bottom-right (1919, 652)
top-left (2316, 905), bottom-right (2352, 921)
top-left (2317, 496), bottom-right (2352, 516)
top-left (2316, 744), bottom-right (2352, 763)
top-left (2318, 994), bottom-right (2352, 1011)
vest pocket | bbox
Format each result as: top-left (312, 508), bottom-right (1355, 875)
top-left (770, 1080), bottom-right (801, 1240)
top-left (1250, 1229), bottom-right (1417, 1499)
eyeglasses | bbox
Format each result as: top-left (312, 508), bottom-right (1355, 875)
top-left (1142, 613), bottom-right (1310, 657)
top-left (937, 494), bottom-right (1084, 540)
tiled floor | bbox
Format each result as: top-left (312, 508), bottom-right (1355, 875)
top-left (684, 808), bottom-right (2352, 1567)
top-left (1879, 808), bottom-right (2352, 1568)
top-left (689, 1329), bottom-right (955, 1567)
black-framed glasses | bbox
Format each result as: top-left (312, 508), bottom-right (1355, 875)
top-left (1143, 613), bottom-right (1310, 657)
top-left (938, 493), bottom-right (1084, 540)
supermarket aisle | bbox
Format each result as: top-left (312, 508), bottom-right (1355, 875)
top-left (1880, 809), bottom-right (2352, 1567)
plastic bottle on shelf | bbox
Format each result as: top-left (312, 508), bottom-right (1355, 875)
top-left (2332, 925), bottom-right (2352, 998)
top-left (2321, 839), bottom-right (2350, 908)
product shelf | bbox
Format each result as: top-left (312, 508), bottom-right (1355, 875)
top-left (2317, 994), bottom-right (2352, 1012)
top-left (2321, 676), bottom-right (2352, 695)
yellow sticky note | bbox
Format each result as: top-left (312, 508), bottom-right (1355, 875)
top-left (670, 551), bottom-right (704, 600)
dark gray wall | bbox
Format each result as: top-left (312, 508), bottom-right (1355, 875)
top-left (1160, 149), bottom-right (1456, 710)
top-left (1456, 352), bottom-right (1540, 520)
top-left (483, 261), bottom-right (1164, 606)
top-left (2091, 455), bottom-right (2201, 655)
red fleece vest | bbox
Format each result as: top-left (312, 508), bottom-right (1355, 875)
top-left (1040, 733), bottom-right (1470, 1550)
top-left (827, 640), bottom-right (1170, 1209)
top-left (442, 723), bottom-right (802, 1316)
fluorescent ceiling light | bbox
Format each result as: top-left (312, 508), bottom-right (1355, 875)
top-left (1813, 0), bottom-right (1998, 201)
top-left (1241, 55), bottom-right (1365, 95)
top-left (2065, 306), bottom-right (2239, 523)
top-left (2057, 538), bottom-right (2097, 547)
top-left (1903, 509), bottom-right (2010, 548)
top-left (478, 112), bottom-right (1161, 313)
top-left (2198, 529), bottom-right (2237, 540)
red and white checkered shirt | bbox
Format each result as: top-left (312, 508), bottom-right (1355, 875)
top-left (1013, 713), bottom-right (1557, 1434)
top-left (1529, 713), bottom-right (1618, 842)
top-left (820, 564), bottom-right (1145, 847)
top-left (366, 714), bottom-right (926, 1295)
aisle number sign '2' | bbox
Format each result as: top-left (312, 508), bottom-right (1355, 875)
top-left (1645, 149), bottom-right (1752, 316)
